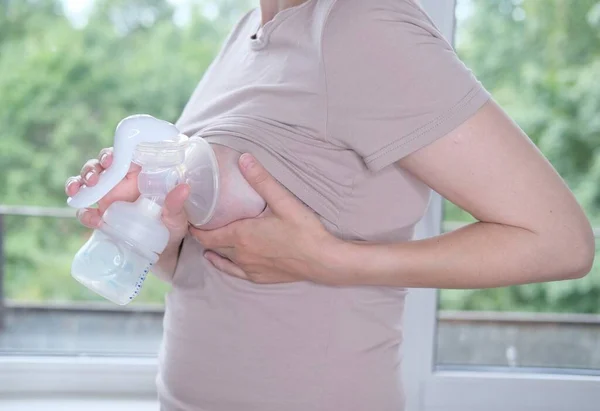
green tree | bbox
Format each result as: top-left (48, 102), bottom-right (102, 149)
top-left (1, 0), bottom-right (598, 312)
top-left (0, 0), bottom-right (249, 304)
top-left (441, 0), bottom-right (600, 313)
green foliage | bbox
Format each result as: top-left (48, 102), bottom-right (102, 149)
top-left (440, 0), bottom-right (600, 313)
top-left (0, 0), bottom-right (598, 313)
top-left (0, 0), bottom-right (250, 305)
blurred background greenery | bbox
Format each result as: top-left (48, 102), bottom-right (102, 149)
top-left (441, 0), bottom-right (600, 313)
top-left (0, 0), bottom-right (598, 312)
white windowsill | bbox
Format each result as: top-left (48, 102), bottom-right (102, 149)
top-left (0, 356), bottom-right (158, 396)
top-left (0, 398), bottom-right (158, 411)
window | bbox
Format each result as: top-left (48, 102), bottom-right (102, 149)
top-left (438, 0), bottom-right (600, 373)
top-left (403, 1), bottom-right (600, 410)
top-left (2, 0), bottom-right (599, 408)
top-left (0, 0), bottom-right (251, 396)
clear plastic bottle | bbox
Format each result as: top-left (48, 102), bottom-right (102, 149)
top-left (69, 198), bottom-right (168, 305)
top-left (67, 115), bottom-right (220, 305)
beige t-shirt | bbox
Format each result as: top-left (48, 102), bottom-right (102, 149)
top-left (159, 1), bottom-right (490, 410)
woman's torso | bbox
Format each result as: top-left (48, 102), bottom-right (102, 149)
top-left (158, 2), bottom-right (434, 410)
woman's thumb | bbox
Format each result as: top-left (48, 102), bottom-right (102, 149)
top-left (239, 154), bottom-right (304, 218)
top-left (163, 183), bottom-right (190, 217)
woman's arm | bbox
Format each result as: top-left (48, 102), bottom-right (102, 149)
top-left (191, 100), bottom-right (595, 288)
top-left (335, 99), bottom-right (595, 288)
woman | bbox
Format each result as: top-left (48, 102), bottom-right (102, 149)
top-left (66, 0), bottom-right (595, 409)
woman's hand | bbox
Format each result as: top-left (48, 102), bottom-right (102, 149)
top-left (65, 148), bottom-right (141, 229)
top-left (65, 148), bottom-right (191, 281)
top-left (189, 154), bottom-right (348, 285)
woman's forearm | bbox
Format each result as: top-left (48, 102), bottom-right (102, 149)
top-left (335, 221), bottom-right (594, 289)
top-left (189, 145), bottom-right (595, 288)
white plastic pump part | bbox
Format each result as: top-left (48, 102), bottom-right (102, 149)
top-left (182, 136), bottom-right (221, 226)
top-left (68, 114), bottom-right (223, 305)
top-left (67, 114), bottom-right (181, 209)
top-left (102, 197), bottom-right (170, 254)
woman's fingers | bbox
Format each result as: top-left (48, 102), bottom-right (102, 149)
top-left (162, 184), bottom-right (191, 237)
top-left (98, 147), bottom-right (113, 168)
top-left (65, 175), bottom-right (82, 196)
top-left (76, 208), bottom-right (102, 228)
top-left (99, 147), bottom-right (139, 174)
top-left (99, 148), bottom-right (141, 176)
top-left (80, 159), bottom-right (104, 186)
top-left (68, 147), bottom-right (139, 197)
top-left (238, 154), bottom-right (308, 221)
top-left (67, 147), bottom-right (142, 230)
top-left (66, 148), bottom-right (113, 197)
top-left (203, 251), bottom-right (249, 281)
top-left (98, 147), bottom-right (141, 173)
top-left (163, 184), bottom-right (190, 217)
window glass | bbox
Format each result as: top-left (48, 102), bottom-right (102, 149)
top-left (0, 0), bottom-right (251, 356)
top-left (437, 0), bottom-right (600, 372)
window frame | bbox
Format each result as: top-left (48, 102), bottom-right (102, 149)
top-left (0, 206), bottom-right (158, 397)
top-left (0, 356), bottom-right (157, 396)
top-left (1, 1), bottom-right (599, 408)
top-left (403, 1), bottom-right (600, 410)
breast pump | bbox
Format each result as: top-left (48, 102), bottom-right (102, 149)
top-left (67, 115), bottom-right (220, 305)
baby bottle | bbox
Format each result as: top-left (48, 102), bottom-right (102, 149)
top-left (67, 115), bottom-right (219, 305)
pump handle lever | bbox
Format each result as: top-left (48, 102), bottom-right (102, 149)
top-left (67, 115), bottom-right (180, 209)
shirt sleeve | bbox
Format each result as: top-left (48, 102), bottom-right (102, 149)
top-left (321, 0), bottom-right (491, 172)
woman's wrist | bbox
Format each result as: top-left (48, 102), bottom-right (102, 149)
top-left (318, 239), bottom-right (411, 287)
top-left (315, 238), bottom-right (369, 286)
